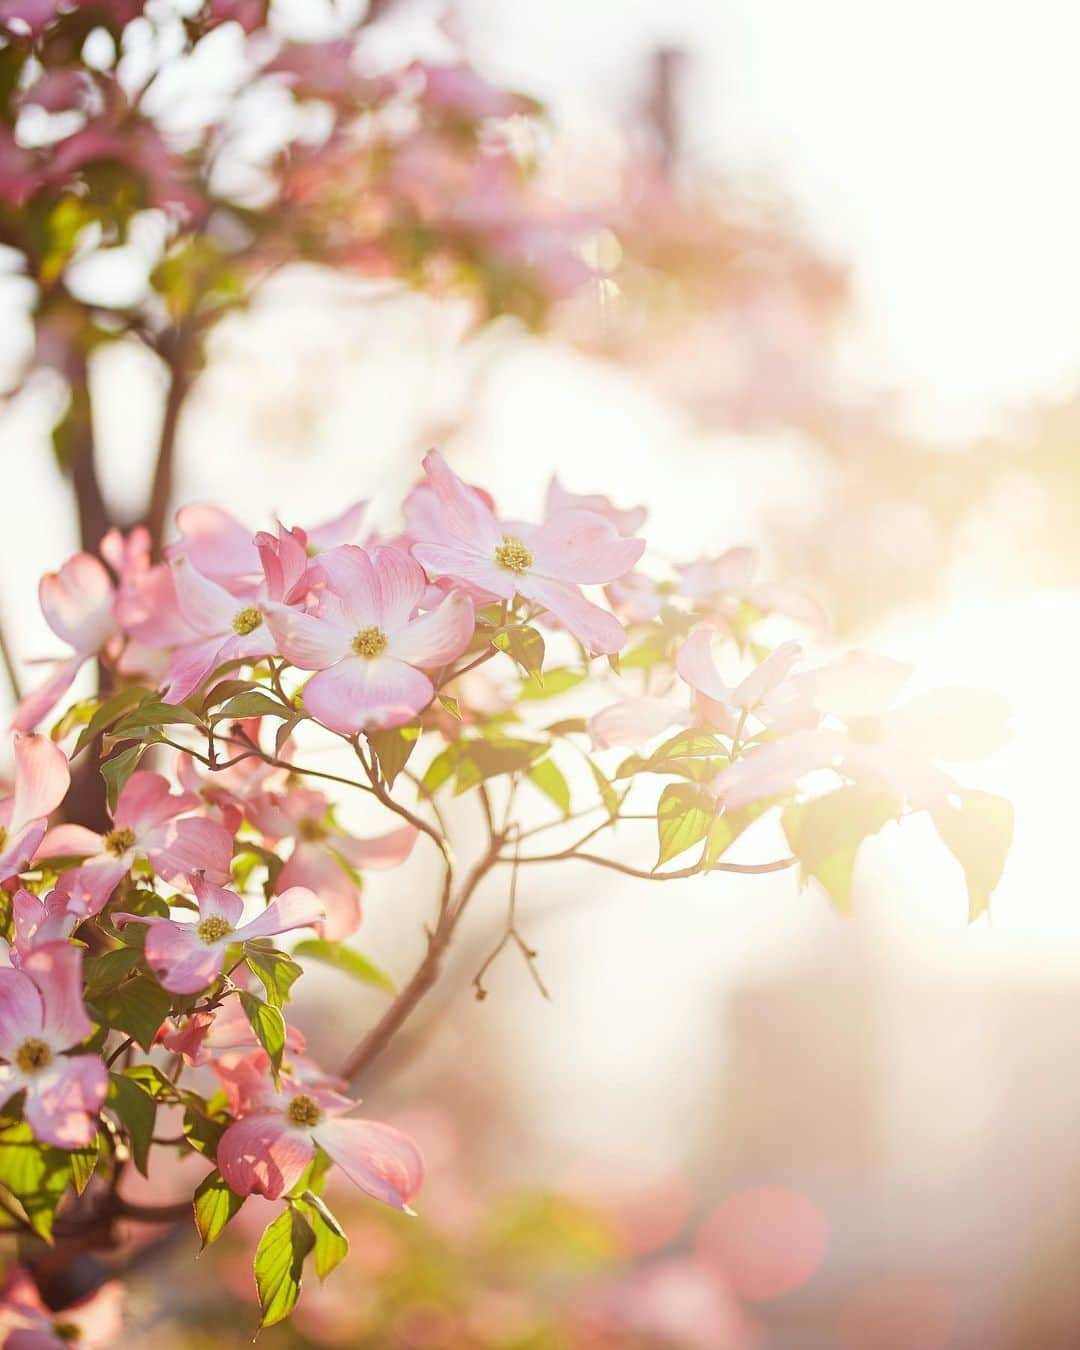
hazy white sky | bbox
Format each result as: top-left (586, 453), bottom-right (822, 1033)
top-left (463, 0), bottom-right (1080, 438)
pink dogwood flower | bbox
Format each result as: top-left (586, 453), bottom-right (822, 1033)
top-left (0, 1266), bottom-right (123, 1350)
top-left (0, 944), bottom-right (106, 1149)
top-left (39, 771), bottom-right (232, 917)
top-left (545, 476), bottom-right (647, 537)
top-left (116, 876), bottom-right (323, 995)
top-left (159, 556), bottom-right (277, 704)
top-left (167, 500), bottom-right (368, 595)
top-left (0, 733), bottom-right (70, 882)
top-left (678, 547), bottom-right (828, 634)
top-left (717, 651), bottom-right (1012, 810)
top-left (13, 553), bottom-right (116, 732)
top-left (266, 544), bottom-right (474, 736)
top-left (217, 1073), bottom-right (424, 1209)
top-left (247, 782), bottom-right (417, 940)
top-left (676, 627), bottom-right (808, 736)
top-left (411, 450), bottom-right (643, 655)
top-left (0, 890), bottom-right (78, 967)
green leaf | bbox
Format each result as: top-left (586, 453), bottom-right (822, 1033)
top-left (194, 1169), bottom-right (245, 1249)
top-left (254, 1204), bottom-right (316, 1329)
top-left (100, 743), bottom-right (150, 813)
top-left (656, 783), bottom-right (716, 866)
top-left (587, 758), bottom-right (620, 822)
top-left (83, 947), bottom-right (143, 999)
top-left (930, 790), bottom-right (1014, 922)
top-left (112, 701), bottom-right (206, 735)
top-left (0, 1122), bottom-right (76, 1241)
top-left (367, 725), bottom-right (421, 789)
top-left (94, 976), bottom-right (171, 1051)
top-left (68, 1136), bottom-right (101, 1196)
top-left (214, 692), bottom-right (294, 721)
top-left (782, 787), bottom-right (901, 913)
top-left (292, 939), bottom-right (396, 993)
top-left (493, 625), bottom-right (546, 684)
top-left (238, 991), bottom-right (287, 1083)
top-left (453, 737), bottom-right (547, 794)
top-left (437, 694), bottom-right (462, 720)
top-left (295, 1191), bottom-right (349, 1280)
top-left (107, 1072), bottom-right (157, 1176)
top-left (421, 746), bottom-right (458, 794)
top-left (616, 730), bottom-right (727, 779)
top-left (183, 1104), bottom-right (228, 1158)
top-left (245, 947), bottom-right (304, 1008)
top-left (519, 668), bottom-right (586, 701)
top-left (72, 685), bottom-right (153, 756)
top-left (528, 758), bottom-right (571, 815)
top-left (702, 801), bottom-right (772, 867)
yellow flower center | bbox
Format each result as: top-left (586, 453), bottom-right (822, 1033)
top-left (15, 1037), bottom-right (53, 1074)
top-left (351, 626), bottom-right (388, 659)
top-left (494, 535), bottom-right (533, 575)
top-left (196, 915), bottom-right (233, 944)
top-left (0, 825), bottom-right (7, 851)
top-left (102, 827), bottom-right (136, 858)
top-left (297, 817), bottom-right (328, 843)
top-left (53, 1324), bottom-right (81, 1343)
top-left (232, 606), bottom-right (264, 636)
top-left (287, 1094), bottom-right (322, 1128)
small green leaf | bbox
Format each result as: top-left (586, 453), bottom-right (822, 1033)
top-left (295, 1191), bottom-right (349, 1280)
top-left (453, 737), bottom-right (547, 794)
top-left (519, 668), bottom-right (586, 701)
top-left (73, 685), bottom-right (154, 756)
top-left (656, 783), bottom-right (716, 866)
top-left (0, 1122), bottom-right (76, 1241)
top-left (214, 692), bottom-right (293, 721)
top-left (238, 991), bottom-right (287, 1082)
top-left (68, 1136), bottom-right (101, 1196)
top-left (528, 758), bottom-right (571, 815)
top-left (94, 976), bottom-right (171, 1051)
top-left (83, 947), bottom-right (142, 998)
top-left (421, 746), bottom-right (458, 794)
top-left (782, 787), bottom-right (900, 913)
top-left (293, 939), bottom-right (396, 993)
top-left (107, 1072), bottom-right (157, 1175)
top-left (112, 701), bottom-right (205, 735)
top-left (493, 625), bottom-right (545, 684)
top-left (437, 694), bottom-right (462, 720)
top-left (367, 725), bottom-right (421, 789)
top-left (194, 1169), bottom-right (245, 1249)
top-left (254, 1204), bottom-right (316, 1329)
top-left (245, 947), bottom-right (304, 1008)
top-left (587, 757), bottom-right (619, 822)
top-left (931, 790), bottom-right (1014, 922)
top-left (100, 743), bottom-right (150, 813)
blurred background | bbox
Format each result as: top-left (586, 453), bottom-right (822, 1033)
top-left (4, 0), bottom-right (1080, 1345)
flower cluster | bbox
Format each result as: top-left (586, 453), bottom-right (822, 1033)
top-left (0, 452), bottom-right (1012, 1333)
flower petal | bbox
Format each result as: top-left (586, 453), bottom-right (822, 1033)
top-left (191, 875), bottom-right (245, 927)
top-left (410, 542), bottom-right (514, 599)
top-left (39, 552), bottom-right (115, 653)
top-left (331, 823), bottom-right (417, 872)
top-left (371, 546), bottom-right (427, 632)
top-left (11, 655), bottom-right (84, 734)
top-left (277, 845), bottom-right (361, 941)
top-left (588, 697), bottom-right (691, 751)
top-left (530, 509), bottom-right (644, 584)
top-left (217, 1112), bottom-right (316, 1200)
top-left (518, 575), bottom-right (627, 656)
top-left (10, 733), bottom-right (70, 836)
top-left (22, 943), bottom-right (92, 1048)
top-left (23, 1054), bottom-right (106, 1149)
top-left (307, 499), bottom-right (369, 551)
top-left (169, 503), bottom-right (259, 588)
top-left (303, 657), bottom-right (434, 734)
top-left (676, 627), bottom-right (733, 705)
top-left (0, 967), bottom-right (43, 1059)
top-left (114, 771), bottom-right (195, 834)
top-left (235, 886), bottom-right (324, 942)
top-left (263, 602), bottom-right (352, 671)
top-left (421, 449), bottom-right (502, 551)
top-left (147, 816), bottom-right (233, 886)
top-left (388, 589), bottom-right (474, 668)
top-left (144, 920), bottom-right (225, 994)
top-left (314, 1115), bottom-right (424, 1211)
top-left (160, 635), bottom-right (231, 704)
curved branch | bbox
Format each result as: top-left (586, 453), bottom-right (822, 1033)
top-left (503, 850), bottom-right (798, 879)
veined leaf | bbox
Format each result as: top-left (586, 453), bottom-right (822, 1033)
top-left (194, 1169), bottom-right (245, 1249)
top-left (931, 789), bottom-right (1014, 922)
top-left (656, 783), bottom-right (716, 866)
top-left (782, 787), bottom-right (901, 913)
top-left (254, 1204), bottom-right (315, 1329)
